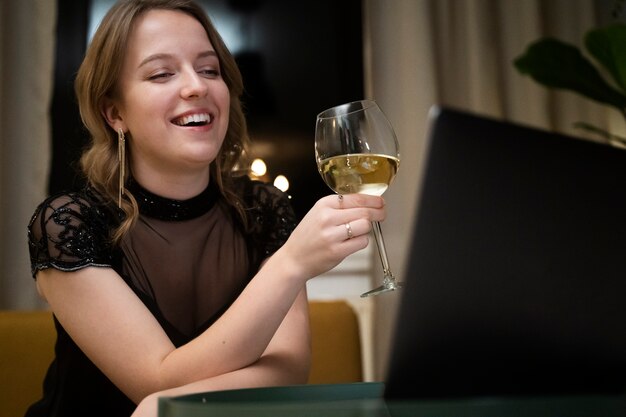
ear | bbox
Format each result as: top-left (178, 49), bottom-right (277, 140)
top-left (101, 97), bottom-right (127, 132)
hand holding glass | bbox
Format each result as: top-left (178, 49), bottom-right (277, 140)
top-left (315, 100), bottom-right (402, 297)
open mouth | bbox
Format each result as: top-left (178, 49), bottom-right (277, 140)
top-left (172, 113), bottom-right (212, 127)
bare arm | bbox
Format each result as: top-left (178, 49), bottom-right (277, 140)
top-left (131, 290), bottom-right (312, 417)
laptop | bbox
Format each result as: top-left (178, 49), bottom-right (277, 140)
top-left (384, 106), bottom-right (626, 399)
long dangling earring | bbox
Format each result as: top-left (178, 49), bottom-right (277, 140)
top-left (118, 128), bottom-right (126, 208)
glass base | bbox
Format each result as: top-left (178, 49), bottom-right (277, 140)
top-left (360, 278), bottom-right (403, 298)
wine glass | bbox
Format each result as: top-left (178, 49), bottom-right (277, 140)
top-left (315, 99), bottom-right (402, 297)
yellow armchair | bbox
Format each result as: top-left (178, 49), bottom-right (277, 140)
top-left (307, 300), bottom-right (363, 384)
top-left (0, 310), bottom-right (55, 417)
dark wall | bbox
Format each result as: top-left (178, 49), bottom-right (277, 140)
top-left (49, 0), bottom-right (90, 195)
top-left (219, 0), bottom-right (364, 219)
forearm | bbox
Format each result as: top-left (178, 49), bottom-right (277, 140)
top-left (168, 350), bottom-right (308, 395)
top-left (132, 351), bottom-right (310, 417)
top-left (159, 263), bottom-right (308, 387)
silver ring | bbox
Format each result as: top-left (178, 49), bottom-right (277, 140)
top-left (345, 222), bottom-right (354, 239)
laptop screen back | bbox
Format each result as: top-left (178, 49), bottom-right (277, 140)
top-left (384, 107), bottom-right (626, 399)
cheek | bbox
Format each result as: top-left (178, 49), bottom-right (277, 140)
top-left (218, 88), bottom-right (231, 136)
top-left (219, 86), bottom-right (231, 115)
top-left (116, 93), bottom-right (152, 127)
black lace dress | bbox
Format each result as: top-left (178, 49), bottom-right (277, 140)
top-left (25, 176), bottom-right (297, 417)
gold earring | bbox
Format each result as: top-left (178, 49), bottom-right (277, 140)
top-left (118, 128), bottom-right (126, 208)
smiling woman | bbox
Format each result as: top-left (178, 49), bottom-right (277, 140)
top-left (26, 1), bottom-right (382, 417)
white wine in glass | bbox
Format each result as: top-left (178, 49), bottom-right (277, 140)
top-left (315, 100), bottom-right (402, 297)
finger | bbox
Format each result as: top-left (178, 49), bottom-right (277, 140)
top-left (340, 233), bottom-right (370, 252)
top-left (319, 194), bottom-right (346, 209)
top-left (336, 219), bottom-right (372, 241)
top-left (334, 205), bottom-right (386, 225)
top-left (337, 193), bottom-right (385, 209)
top-left (322, 193), bottom-right (384, 209)
top-left (344, 222), bottom-right (354, 240)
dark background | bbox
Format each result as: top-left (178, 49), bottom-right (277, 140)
top-left (50, 0), bottom-right (364, 220)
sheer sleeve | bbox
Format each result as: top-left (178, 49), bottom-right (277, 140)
top-left (27, 190), bottom-right (116, 278)
top-left (241, 178), bottom-right (298, 259)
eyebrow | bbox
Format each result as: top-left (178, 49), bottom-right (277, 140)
top-left (137, 50), bottom-right (218, 68)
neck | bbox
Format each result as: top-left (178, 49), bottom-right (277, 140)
top-left (130, 169), bottom-right (211, 200)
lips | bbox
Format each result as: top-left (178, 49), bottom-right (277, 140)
top-left (172, 112), bottom-right (212, 126)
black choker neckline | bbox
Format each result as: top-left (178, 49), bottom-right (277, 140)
top-left (126, 178), bottom-right (219, 221)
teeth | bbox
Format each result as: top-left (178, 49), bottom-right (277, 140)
top-left (174, 113), bottom-right (211, 126)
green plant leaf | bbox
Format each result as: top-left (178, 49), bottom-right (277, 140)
top-left (514, 38), bottom-right (626, 109)
top-left (584, 24), bottom-right (626, 93)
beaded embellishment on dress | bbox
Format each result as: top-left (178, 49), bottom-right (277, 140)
top-left (125, 178), bottom-right (218, 221)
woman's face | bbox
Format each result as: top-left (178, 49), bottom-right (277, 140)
top-left (105, 9), bottom-right (230, 185)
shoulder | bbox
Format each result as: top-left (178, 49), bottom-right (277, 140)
top-left (235, 175), bottom-right (288, 203)
top-left (28, 188), bottom-right (119, 276)
top-left (233, 176), bottom-right (295, 223)
top-left (31, 187), bottom-right (110, 212)
top-left (29, 187), bottom-right (115, 235)
top-left (32, 188), bottom-right (100, 214)
top-left (232, 175), bottom-right (297, 256)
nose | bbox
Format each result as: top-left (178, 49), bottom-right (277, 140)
top-left (180, 69), bottom-right (208, 99)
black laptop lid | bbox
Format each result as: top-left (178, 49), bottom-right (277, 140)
top-left (384, 106), bottom-right (626, 399)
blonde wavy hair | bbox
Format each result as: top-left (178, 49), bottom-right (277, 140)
top-left (75, 0), bottom-right (250, 243)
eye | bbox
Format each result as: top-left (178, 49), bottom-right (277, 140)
top-left (148, 72), bottom-right (174, 81)
top-left (198, 68), bottom-right (220, 78)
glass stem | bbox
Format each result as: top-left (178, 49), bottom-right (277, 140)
top-left (371, 221), bottom-right (395, 285)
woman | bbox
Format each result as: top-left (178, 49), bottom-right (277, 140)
top-left (26, 1), bottom-right (385, 416)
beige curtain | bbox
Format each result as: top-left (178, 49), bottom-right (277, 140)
top-left (0, 1), bottom-right (56, 309)
top-left (364, 0), bottom-right (609, 379)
